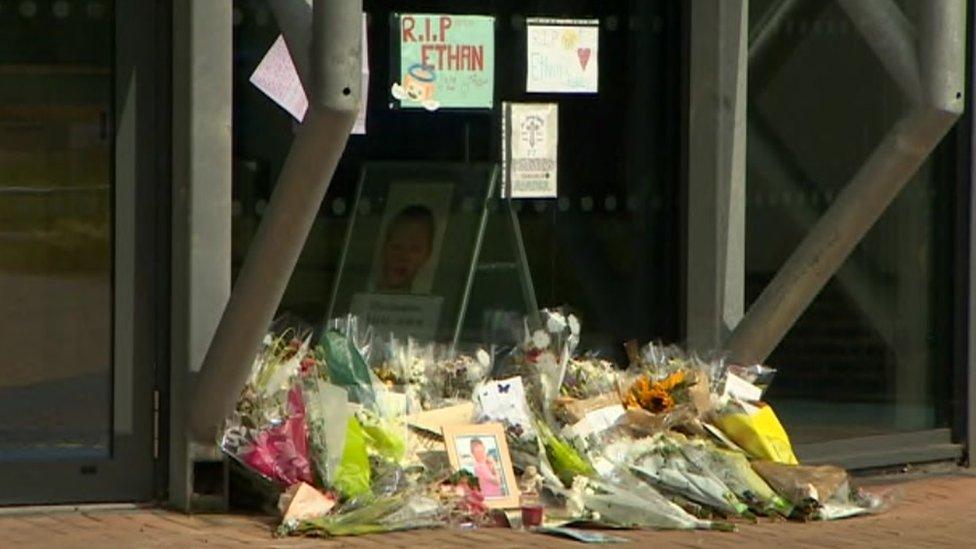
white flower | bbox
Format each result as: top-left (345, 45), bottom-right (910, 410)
top-left (476, 349), bottom-right (491, 368)
top-left (532, 329), bottom-right (551, 349)
top-left (568, 315), bottom-right (581, 336)
top-left (537, 351), bottom-right (558, 367)
top-left (467, 363), bottom-right (487, 384)
top-left (546, 311), bottom-right (567, 333)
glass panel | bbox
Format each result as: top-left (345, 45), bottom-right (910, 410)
top-left (232, 0), bottom-right (681, 360)
top-left (0, 0), bottom-right (115, 459)
top-left (746, 1), bottom-right (956, 444)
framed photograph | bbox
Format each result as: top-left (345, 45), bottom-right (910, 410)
top-left (442, 423), bottom-right (520, 509)
top-left (327, 162), bottom-right (498, 344)
top-left (367, 182), bottom-right (452, 295)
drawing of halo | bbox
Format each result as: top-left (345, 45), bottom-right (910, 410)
top-left (407, 63), bottom-right (436, 82)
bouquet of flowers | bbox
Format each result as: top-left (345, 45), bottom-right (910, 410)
top-left (281, 492), bottom-right (443, 537)
top-left (572, 474), bottom-right (733, 531)
top-left (561, 356), bottom-right (620, 400)
top-left (371, 339), bottom-right (491, 412)
top-left (623, 370), bottom-right (690, 414)
top-left (223, 328), bottom-right (327, 487)
top-left (223, 309), bottom-right (887, 540)
top-left (423, 347), bottom-right (492, 409)
top-left (517, 309), bottom-right (581, 418)
top-left (623, 433), bottom-right (749, 517)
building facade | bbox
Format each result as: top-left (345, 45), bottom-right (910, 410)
top-left (0, 0), bottom-right (972, 508)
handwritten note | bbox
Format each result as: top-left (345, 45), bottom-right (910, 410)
top-left (395, 14), bottom-right (495, 109)
top-left (249, 35), bottom-right (309, 121)
top-left (526, 19), bottom-right (599, 94)
top-left (502, 102), bottom-right (559, 198)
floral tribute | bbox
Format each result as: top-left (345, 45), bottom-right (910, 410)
top-left (222, 309), bottom-right (891, 540)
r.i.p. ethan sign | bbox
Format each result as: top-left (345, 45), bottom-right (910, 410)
top-left (395, 14), bottom-right (495, 110)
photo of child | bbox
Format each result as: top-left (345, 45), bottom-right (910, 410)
top-left (369, 183), bottom-right (452, 295)
top-left (376, 205), bottom-right (435, 293)
top-left (455, 435), bottom-right (509, 498)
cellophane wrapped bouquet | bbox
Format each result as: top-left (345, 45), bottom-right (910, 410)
top-left (222, 310), bottom-right (890, 540)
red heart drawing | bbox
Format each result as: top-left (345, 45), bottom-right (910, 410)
top-left (577, 48), bottom-right (592, 71)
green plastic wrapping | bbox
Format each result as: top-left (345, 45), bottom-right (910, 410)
top-left (320, 331), bottom-right (376, 408)
top-left (360, 414), bottom-right (407, 464)
top-left (334, 417), bottom-right (372, 499)
top-left (537, 421), bottom-right (596, 487)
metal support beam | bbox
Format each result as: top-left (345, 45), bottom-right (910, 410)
top-left (170, 0), bottom-right (233, 510)
top-left (189, 0), bottom-right (362, 443)
top-left (746, 121), bottom-right (898, 351)
top-left (686, 0), bottom-right (748, 351)
top-left (727, 0), bottom-right (966, 366)
top-left (838, 0), bottom-right (923, 104)
top-left (749, 0), bottom-right (804, 61)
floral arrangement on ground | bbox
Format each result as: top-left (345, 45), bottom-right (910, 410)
top-left (220, 309), bottom-right (890, 541)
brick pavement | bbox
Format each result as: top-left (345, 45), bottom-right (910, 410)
top-left (2, 474), bottom-right (975, 548)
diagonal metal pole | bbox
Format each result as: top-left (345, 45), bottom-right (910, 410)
top-left (726, 0), bottom-right (966, 366)
top-left (838, 0), bottom-right (923, 104)
top-left (749, 0), bottom-right (805, 61)
top-left (747, 120), bottom-right (898, 350)
top-left (189, 0), bottom-right (362, 442)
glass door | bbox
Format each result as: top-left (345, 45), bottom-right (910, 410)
top-left (745, 1), bottom-right (964, 465)
top-left (0, 1), bottom-right (163, 504)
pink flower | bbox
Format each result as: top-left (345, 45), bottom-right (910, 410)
top-left (241, 386), bottom-right (313, 486)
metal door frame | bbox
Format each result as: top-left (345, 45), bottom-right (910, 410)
top-left (0, 0), bottom-right (168, 505)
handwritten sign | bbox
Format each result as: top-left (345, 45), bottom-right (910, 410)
top-left (526, 19), bottom-right (599, 94)
top-left (394, 14), bottom-right (494, 109)
top-left (250, 16), bottom-right (369, 133)
top-left (502, 102), bottom-right (559, 199)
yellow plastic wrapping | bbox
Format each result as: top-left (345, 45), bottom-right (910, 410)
top-left (712, 403), bottom-right (798, 465)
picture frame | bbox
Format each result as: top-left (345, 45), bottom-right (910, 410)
top-left (441, 423), bottom-right (520, 509)
top-left (326, 162), bottom-right (498, 345)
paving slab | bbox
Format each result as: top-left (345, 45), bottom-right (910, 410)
top-left (1, 474), bottom-right (974, 548)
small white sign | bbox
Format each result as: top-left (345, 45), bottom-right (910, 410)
top-left (568, 404), bottom-right (626, 438)
top-left (250, 16), bottom-right (369, 134)
top-left (723, 372), bottom-right (763, 403)
top-left (350, 293), bottom-right (443, 341)
top-left (476, 376), bottom-right (537, 439)
top-left (526, 19), bottom-right (599, 94)
top-left (502, 102), bottom-right (558, 199)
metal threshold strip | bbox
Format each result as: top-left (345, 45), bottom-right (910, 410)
top-left (797, 429), bottom-right (962, 471)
